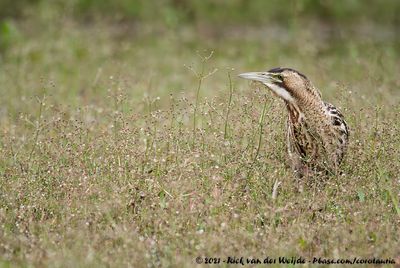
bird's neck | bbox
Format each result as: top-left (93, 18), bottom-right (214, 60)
top-left (285, 102), bottom-right (303, 125)
top-left (285, 95), bottom-right (326, 125)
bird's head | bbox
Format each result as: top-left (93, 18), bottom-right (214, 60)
top-left (238, 67), bottom-right (321, 104)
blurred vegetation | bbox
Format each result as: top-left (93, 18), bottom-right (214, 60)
top-left (0, 0), bottom-right (36, 18)
top-left (1, 0), bottom-right (400, 26)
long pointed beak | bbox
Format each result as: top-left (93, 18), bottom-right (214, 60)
top-left (238, 72), bottom-right (282, 84)
top-left (238, 71), bottom-right (294, 102)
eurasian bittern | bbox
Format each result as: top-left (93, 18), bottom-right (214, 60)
top-left (239, 67), bottom-right (349, 178)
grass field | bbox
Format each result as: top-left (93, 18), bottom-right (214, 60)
top-left (1, 4), bottom-right (400, 267)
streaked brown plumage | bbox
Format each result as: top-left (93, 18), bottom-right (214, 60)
top-left (239, 67), bottom-right (349, 178)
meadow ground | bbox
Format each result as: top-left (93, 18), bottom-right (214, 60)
top-left (1, 13), bottom-right (400, 267)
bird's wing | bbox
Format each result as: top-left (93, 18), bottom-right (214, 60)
top-left (324, 102), bottom-right (349, 163)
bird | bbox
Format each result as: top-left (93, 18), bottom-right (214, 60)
top-left (238, 67), bottom-right (349, 178)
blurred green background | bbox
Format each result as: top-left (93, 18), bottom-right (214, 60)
top-left (1, 0), bottom-right (399, 64)
top-left (1, 0), bottom-right (400, 118)
top-left (1, 0), bottom-right (400, 26)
